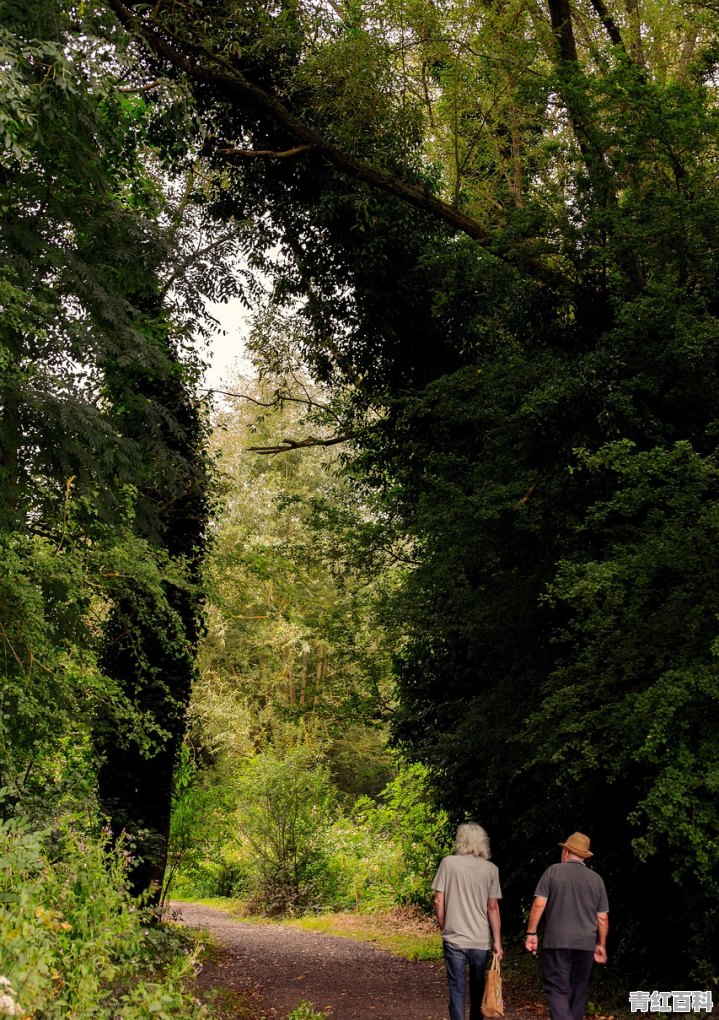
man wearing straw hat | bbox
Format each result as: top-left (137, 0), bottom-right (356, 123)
top-left (524, 832), bottom-right (609, 1020)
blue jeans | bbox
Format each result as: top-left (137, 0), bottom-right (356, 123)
top-left (442, 941), bottom-right (490, 1020)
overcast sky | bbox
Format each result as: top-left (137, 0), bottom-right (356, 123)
top-left (201, 296), bottom-right (254, 391)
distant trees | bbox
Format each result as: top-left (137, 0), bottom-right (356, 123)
top-left (168, 380), bottom-right (425, 909)
top-left (186, 374), bottom-right (397, 794)
top-left (197, 375), bottom-right (396, 759)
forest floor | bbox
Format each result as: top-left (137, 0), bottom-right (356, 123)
top-left (169, 900), bottom-right (551, 1020)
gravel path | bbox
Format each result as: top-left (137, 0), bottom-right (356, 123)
top-left (169, 901), bottom-right (546, 1020)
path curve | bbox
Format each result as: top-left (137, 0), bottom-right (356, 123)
top-left (170, 901), bottom-right (545, 1020)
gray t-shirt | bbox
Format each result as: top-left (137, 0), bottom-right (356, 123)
top-left (535, 861), bottom-right (609, 951)
top-left (432, 854), bottom-right (502, 949)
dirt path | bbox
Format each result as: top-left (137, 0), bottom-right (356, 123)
top-left (170, 901), bottom-right (547, 1020)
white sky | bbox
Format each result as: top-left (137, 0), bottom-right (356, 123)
top-left (201, 296), bottom-right (255, 392)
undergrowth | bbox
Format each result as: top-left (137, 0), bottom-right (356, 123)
top-left (0, 817), bottom-right (208, 1020)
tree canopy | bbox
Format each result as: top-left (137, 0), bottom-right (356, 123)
top-left (0, 0), bottom-right (243, 893)
top-left (4, 0), bottom-right (719, 984)
top-left (104, 0), bottom-right (719, 982)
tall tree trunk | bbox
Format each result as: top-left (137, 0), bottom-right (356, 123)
top-left (0, 334), bottom-right (21, 534)
top-left (95, 339), bottom-right (209, 899)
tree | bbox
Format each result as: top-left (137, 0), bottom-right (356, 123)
top-left (0, 0), bottom-right (243, 895)
top-left (233, 744), bottom-right (335, 915)
top-left (108, 0), bottom-right (719, 978)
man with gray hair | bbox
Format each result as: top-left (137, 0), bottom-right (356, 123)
top-left (432, 822), bottom-right (503, 1020)
top-left (524, 831), bottom-right (609, 1020)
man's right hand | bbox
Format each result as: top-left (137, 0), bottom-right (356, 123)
top-left (594, 945), bottom-right (607, 964)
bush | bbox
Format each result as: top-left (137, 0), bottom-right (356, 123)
top-left (320, 816), bottom-right (401, 912)
top-left (0, 816), bottom-right (206, 1019)
top-left (166, 758), bottom-right (245, 901)
top-left (168, 755), bottom-right (452, 919)
top-left (234, 746), bottom-right (336, 916)
top-left (355, 762), bottom-right (451, 907)
top-left (314, 763), bottom-right (452, 913)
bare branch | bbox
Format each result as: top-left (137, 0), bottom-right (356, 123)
top-left (205, 388), bottom-right (277, 407)
top-left (217, 144), bottom-right (315, 160)
top-left (381, 544), bottom-right (420, 566)
top-left (202, 388), bottom-right (335, 415)
top-left (119, 79), bottom-right (163, 92)
top-left (248, 433), bottom-right (356, 454)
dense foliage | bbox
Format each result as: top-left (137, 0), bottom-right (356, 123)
top-left (0, 817), bottom-right (206, 1020)
top-left (0, 0), bottom-right (247, 900)
top-left (168, 384), bottom-right (449, 912)
top-left (1, 18), bottom-right (259, 1020)
top-left (107, 0), bottom-right (719, 984)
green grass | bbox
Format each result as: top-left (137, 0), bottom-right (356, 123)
top-left (285, 1001), bottom-right (329, 1020)
top-left (283, 910), bottom-right (443, 961)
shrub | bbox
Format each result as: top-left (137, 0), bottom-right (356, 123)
top-left (235, 746), bottom-right (335, 916)
top-left (0, 817), bottom-right (206, 1019)
top-left (320, 816), bottom-right (401, 912)
top-left (355, 762), bottom-right (451, 907)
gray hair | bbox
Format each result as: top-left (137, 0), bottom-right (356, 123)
top-left (455, 822), bottom-right (491, 859)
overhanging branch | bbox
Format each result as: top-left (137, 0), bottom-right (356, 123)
top-left (248, 433), bottom-right (356, 455)
top-left (217, 144), bottom-right (315, 160)
top-left (589, 0), bottom-right (626, 52)
top-left (106, 0), bottom-right (565, 286)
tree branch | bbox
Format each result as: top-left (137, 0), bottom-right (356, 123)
top-left (627, 0), bottom-right (648, 70)
top-left (546, 0), bottom-right (619, 212)
top-left (547, 0), bottom-right (579, 64)
top-left (589, 0), bottom-right (626, 52)
top-left (513, 479), bottom-right (538, 509)
top-left (248, 433), bottom-right (356, 455)
top-left (119, 79), bottom-right (163, 93)
top-left (217, 144), bottom-right (315, 160)
top-left (106, 0), bottom-right (565, 286)
top-left (161, 230), bottom-right (241, 297)
top-left (202, 387), bottom-right (337, 418)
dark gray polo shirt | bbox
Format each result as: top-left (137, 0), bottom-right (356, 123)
top-left (535, 861), bottom-right (609, 951)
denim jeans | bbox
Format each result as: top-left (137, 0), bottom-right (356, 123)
top-left (442, 941), bottom-right (490, 1020)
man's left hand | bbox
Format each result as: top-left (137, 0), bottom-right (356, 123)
top-left (594, 945), bottom-right (607, 964)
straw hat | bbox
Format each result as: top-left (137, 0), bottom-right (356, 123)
top-left (558, 832), bottom-right (593, 858)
